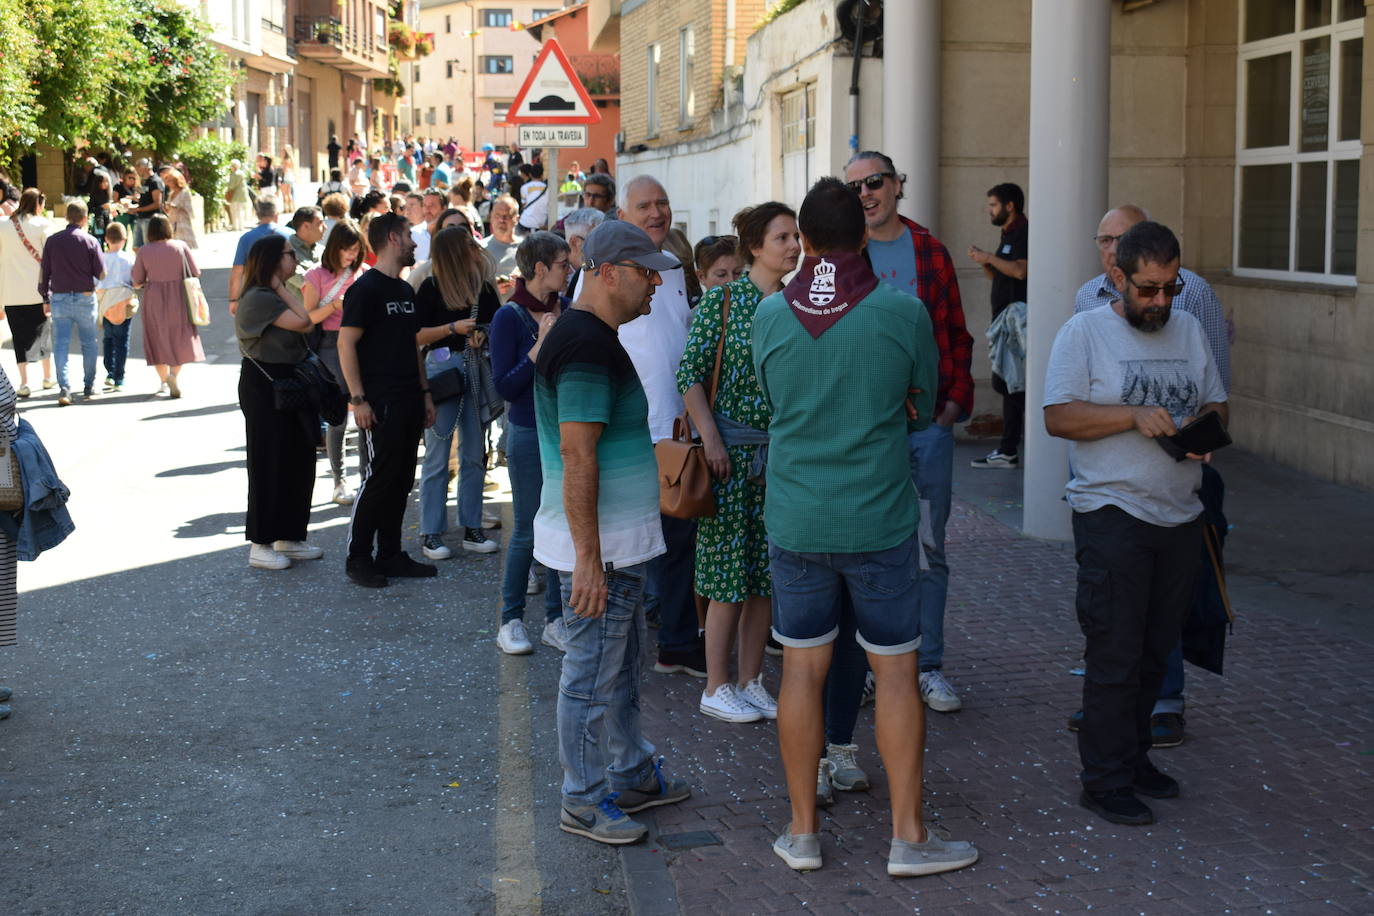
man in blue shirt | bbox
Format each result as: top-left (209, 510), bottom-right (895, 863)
top-left (228, 198), bottom-right (291, 315)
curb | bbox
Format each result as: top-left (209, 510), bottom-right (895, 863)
top-left (621, 810), bottom-right (681, 916)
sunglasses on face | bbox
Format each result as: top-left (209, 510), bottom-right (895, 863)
top-left (1127, 277), bottom-right (1185, 299)
top-left (699, 234), bottom-right (738, 247)
top-left (1093, 234), bottom-right (1121, 249)
top-left (612, 262), bottom-right (658, 280)
top-left (845, 172), bottom-right (896, 193)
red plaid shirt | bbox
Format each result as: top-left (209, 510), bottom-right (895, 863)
top-left (899, 216), bottom-right (975, 418)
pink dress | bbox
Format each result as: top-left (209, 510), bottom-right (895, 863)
top-left (131, 240), bottom-right (206, 366)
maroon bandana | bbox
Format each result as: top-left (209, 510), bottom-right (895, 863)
top-left (510, 276), bottom-right (557, 313)
top-left (783, 253), bottom-right (879, 339)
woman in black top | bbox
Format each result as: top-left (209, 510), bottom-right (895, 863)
top-left (255, 153), bottom-right (276, 195)
top-left (235, 234), bottom-right (320, 572)
top-left (413, 226), bottom-right (500, 559)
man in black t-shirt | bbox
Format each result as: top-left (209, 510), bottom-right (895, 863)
top-left (338, 212), bottom-right (439, 587)
top-left (968, 182), bottom-right (1029, 468)
top-left (130, 158), bottom-right (165, 249)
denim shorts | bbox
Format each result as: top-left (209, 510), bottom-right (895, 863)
top-left (768, 534), bottom-right (922, 656)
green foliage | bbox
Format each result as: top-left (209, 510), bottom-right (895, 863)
top-left (177, 136), bottom-right (247, 230)
top-left (759, 0), bottom-right (807, 27)
top-left (0, 0), bottom-right (236, 175)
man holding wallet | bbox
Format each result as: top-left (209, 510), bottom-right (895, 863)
top-left (1043, 221), bottom-right (1228, 827)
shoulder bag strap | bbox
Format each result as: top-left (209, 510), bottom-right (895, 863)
top-left (12, 218), bottom-right (41, 265)
top-left (321, 268), bottom-right (353, 306)
top-left (707, 286), bottom-right (732, 411)
top-left (177, 243), bottom-right (193, 280)
top-left (508, 302), bottom-right (539, 337)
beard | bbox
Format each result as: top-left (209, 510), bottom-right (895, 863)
top-left (401, 247), bottom-right (417, 268)
top-left (1123, 298), bottom-right (1171, 332)
top-left (991, 206), bottom-right (1009, 227)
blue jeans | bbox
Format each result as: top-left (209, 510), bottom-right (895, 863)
top-left (418, 351), bottom-right (485, 535)
top-left (909, 423), bottom-right (954, 670)
top-left (557, 563), bottom-right (656, 806)
top-left (501, 421), bottom-right (561, 624)
top-left (769, 535), bottom-right (922, 655)
top-left (102, 317), bottom-right (131, 384)
top-left (645, 513), bottom-right (700, 653)
top-left (1153, 643), bottom-right (1185, 715)
top-left (50, 292), bottom-right (99, 392)
top-left (133, 219), bottom-right (150, 249)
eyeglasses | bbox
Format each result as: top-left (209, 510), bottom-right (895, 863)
top-left (550, 259), bottom-right (573, 272)
top-left (1126, 277), bottom-right (1185, 299)
top-left (1093, 234), bottom-right (1121, 249)
top-left (583, 191), bottom-right (609, 201)
top-left (844, 172), bottom-right (896, 193)
top-left (611, 261), bottom-right (658, 279)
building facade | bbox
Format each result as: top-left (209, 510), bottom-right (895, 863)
top-left (525, 3), bottom-right (622, 170)
top-left (413, 1), bottom-right (557, 149)
top-left (606, 0), bottom-right (1374, 493)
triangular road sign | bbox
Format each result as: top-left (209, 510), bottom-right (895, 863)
top-left (506, 38), bottom-right (602, 126)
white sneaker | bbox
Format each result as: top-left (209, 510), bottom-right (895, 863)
top-left (970, 449), bottom-right (1018, 469)
top-left (462, 527), bottom-right (499, 553)
top-left (919, 670), bottom-right (963, 713)
top-left (249, 543), bottom-right (291, 570)
top-left (272, 540), bottom-right (323, 560)
top-left (332, 482), bottom-right (355, 505)
top-left (737, 676), bottom-right (777, 719)
top-left (699, 683), bottom-right (762, 723)
top-left (497, 619), bottom-right (533, 655)
top-left (541, 618), bottom-right (569, 652)
top-left (482, 511), bottom-right (501, 529)
top-left (526, 568), bottom-right (545, 595)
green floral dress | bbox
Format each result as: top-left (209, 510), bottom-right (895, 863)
top-left (676, 276), bottom-right (771, 602)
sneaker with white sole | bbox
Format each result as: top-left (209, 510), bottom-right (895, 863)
top-left (541, 618), bottom-right (569, 652)
top-left (816, 760), bottom-right (835, 808)
top-left (497, 619), bottom-right (533, 655)
top-left (919, 669), bottom-right (963, 712)
top-left (526, 567), bottom-right (545, 595)
top-left (615, 756), bottom-right (691, 813)
top-left (559, 795), bottom-right (647, 845)
top-left (332, 482), bottom-right (355, 505)
top-left (737, 676), bottom-right (777, 719)
top-left (482, 511), bottom-right (501, 529)
top-left (272, 540), bottom-right (323, 560)
top-left (887, 830), bottom-right (980, 877)
top-left (248, 543), bottom-right (291, 570)
top-left (970, 449), bottom-right (1018, 469)
top-left (463, 527), bottom-right (498, 553)
top-left (825, 743), bottom-right (870, 792)
top-left (774, 825), bottom-right (822, 871)
top-left (699, 683), bottom-right (762, 723)
top-left (421, 534), bottom-right (453, 560)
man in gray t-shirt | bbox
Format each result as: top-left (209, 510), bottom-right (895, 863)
top-left (1044, 221), bottom-right (1227, 829)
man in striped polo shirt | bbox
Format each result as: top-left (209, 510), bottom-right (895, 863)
top-left (534, 220), bottom-right (692, 846)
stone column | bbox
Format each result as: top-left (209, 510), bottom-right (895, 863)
top-left (883, 0), bottom-right (942, 232)
top-left (1022, 0), bottom-right (1111, 540)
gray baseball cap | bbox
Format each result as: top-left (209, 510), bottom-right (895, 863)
top-left (581, 221), bottom-right (680, 272)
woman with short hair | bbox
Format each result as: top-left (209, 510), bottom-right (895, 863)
top-left (131, 213), bottom-right (205, 396)
top-left (235, 233), bottom-right (321, 571)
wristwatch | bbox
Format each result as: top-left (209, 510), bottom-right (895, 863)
top-left (349, 395), bottom-right (365, 406)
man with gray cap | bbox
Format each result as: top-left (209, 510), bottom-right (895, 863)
top-left (534, 220), bottom-right (693, 846)
top-left (129, 159), bottom-right (165, 249)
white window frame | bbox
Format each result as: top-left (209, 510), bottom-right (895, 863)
top-left (482, 55), bottom-right (515, 74)
top-left (482, 9), bottom-right (513, 28)
top-left (1234, 5), bottom-right (1363, 285)
top-left (679, 27), bottom-right (696, 129)
top-left (647, 43), bottom-right (661, 138)
top-left (493, 102), bottom-right (511, 124)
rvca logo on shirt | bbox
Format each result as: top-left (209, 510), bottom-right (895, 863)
top-left (385, 300), bottom-right (416, 315)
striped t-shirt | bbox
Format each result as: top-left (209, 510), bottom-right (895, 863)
top-left (532, 309), bottom-right (665, 573)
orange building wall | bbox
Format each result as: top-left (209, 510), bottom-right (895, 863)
top-left (539, 8), bottom-right (621, 173)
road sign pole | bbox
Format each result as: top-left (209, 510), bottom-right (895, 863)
top-left (545, 147), bottom-right (560, 230)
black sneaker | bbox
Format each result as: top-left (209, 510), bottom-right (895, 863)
top-left (653, 646), bottom-right (708, 678)
top-left (1132, 762), bottom-right (1179, 799)
top-left (1079, 787), bottom-right (1153, 826)
top-left (1067, 709), bottom-right (1084, 732)
top-left (765, 635), bottom-right (784, 657)
top-left (1151, 713), bottom-right (1185, 748)
top-left (82, 385), bottom-right (96, 399)
top-left (377, 551), bottom-right (438, 578)
top-left (462, 527), bottom-right (498, 554)
top-left (346, 557), bottom-right (388, 588)
top-left (57, 388), bottom-right (72, 407)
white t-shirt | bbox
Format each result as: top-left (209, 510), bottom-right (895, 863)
top-left (573, 265), bottom-right (691, 442)
top-left (411, 224), bottom-right (431, 262)
top-left (98, 249), bottom-right (135, 290)
top-left (518, 180), bottom-right (549, 230)
top-left (1043, 305), bottom-right (1227, 527)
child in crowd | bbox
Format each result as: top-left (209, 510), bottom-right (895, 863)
top-left (96, 221), bottom-right (138, 391)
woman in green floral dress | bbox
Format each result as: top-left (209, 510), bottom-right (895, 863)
top-left (677, 202), bottom-right (801, 725)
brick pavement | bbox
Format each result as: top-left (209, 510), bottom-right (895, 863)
top-left (631, 500), bottom-right (1374, 914)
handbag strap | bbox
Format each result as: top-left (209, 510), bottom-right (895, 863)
top-left (321, 268), bottom-right (353, 306)
top-left (177, 242), bottom-right (194, 280)
top-left (11, 217), bottom-right (41, 264)
top-left (245, 354), bottom-right (273, 380)
top-left (707, 285), bottom-right (732, 411)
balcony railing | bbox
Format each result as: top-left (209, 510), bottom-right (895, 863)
top-left (292, 15), bottom-right (387, 77)
top-left (570, 54), bottom-right (620, 96)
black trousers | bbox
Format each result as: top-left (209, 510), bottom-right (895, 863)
top-left (240, 360), bottom-right (316, 545)
top-left (992, 373), bottom-right (1025, 456)
top-left (347, 396), bottom-right (424, 562)
top-left (1072, 505), bottom-right (1202, 792)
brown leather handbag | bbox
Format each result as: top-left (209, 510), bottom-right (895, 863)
top-left (655, 287), bottom-right (731, 519)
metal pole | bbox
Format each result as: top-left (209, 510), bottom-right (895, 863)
top-left (470, 3), bottom-right (477, 150)
top-left (1022, 0), bottom-right (1111, 540)
top-left (545, 147), bottom-right (559, 230)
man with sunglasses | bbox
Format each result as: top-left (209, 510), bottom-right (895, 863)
top-left (839, 151), bottom-right (974, 730)
top-left (1070, 205), bottom-right (1232, 751)
top-left (1044, 220), bottom-right (1227, 827)
top-left (968, 182), bottom-right (1029, 469)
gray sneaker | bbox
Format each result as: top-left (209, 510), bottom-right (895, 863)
top-left (825, 742), bottom-right (870, 791)
top-left (615, 756), bottom-right (691, 813)
top-left (559, 795), bottom-right (647, 845)
top-left (773, 825), bottom-right (822, 871)
top-left (887, 829), bottom-right (980, 877)
top-left (815, 759), bottom-right (835, 808)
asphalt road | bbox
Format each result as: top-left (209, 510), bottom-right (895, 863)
top-left (0, 232), bottom-right (632, 915)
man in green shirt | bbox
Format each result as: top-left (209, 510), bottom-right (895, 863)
top-left (752, 178), bottom-right (978, 878)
